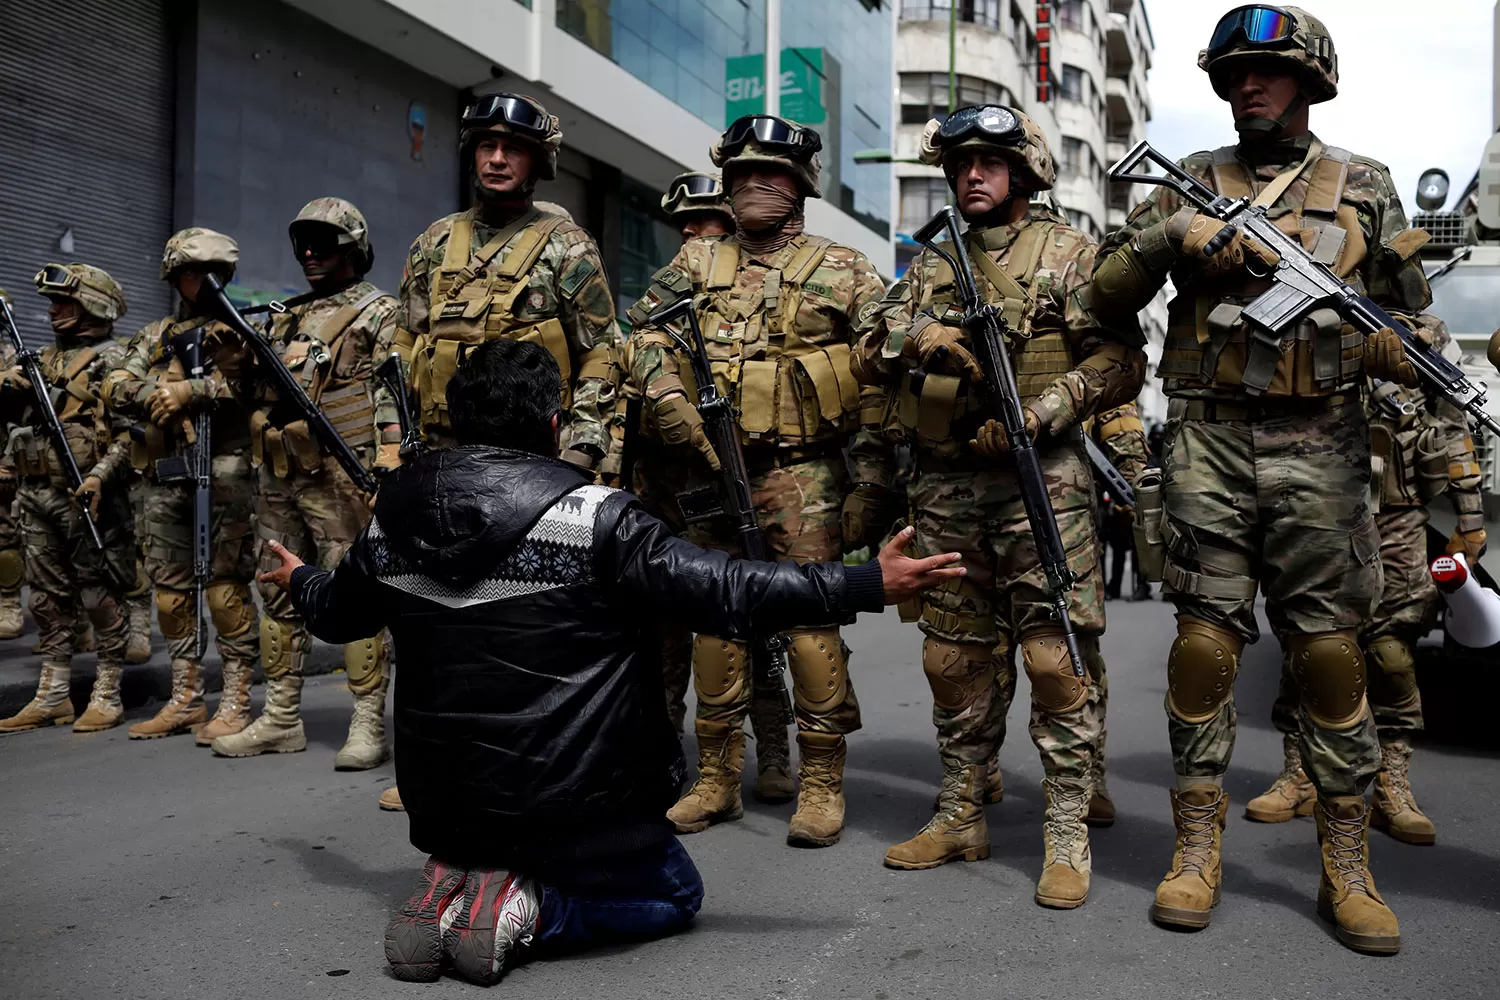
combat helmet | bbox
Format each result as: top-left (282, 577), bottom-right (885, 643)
top-left (711, 115), bottom-right (823, 199)
top-left (160, 227), bottom-right (239, 281)
top-left (460, 93), bottom-right (563, 182)
top-left (920, 105), bottom-right (1055, 192)
top-left (33, 263), bottom-right (126, 324)
top-left (1198, 5), bottom-right (1338, 104)
top-left (661, 171), bottom-right (733, 220)
top-left (289, 197), bottom-right (374, 274)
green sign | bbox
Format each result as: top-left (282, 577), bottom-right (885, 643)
top-left (725, 47), bottom-right (826, 124)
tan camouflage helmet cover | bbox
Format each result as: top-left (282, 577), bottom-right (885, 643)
top-left (711, 123), bottom-right (823, 199)
top-left (160, 227), bottom-right (239, 280)
top-left (660, 171), bottom-right (733, 219)
top-left (290, 196), bottom-right (373, 272)
top-left (919, 106), bottom-right (1056, 192)
top-left (1199, 5), bottom-right (1338, 103)
top-left (33, 262), bottom-right (127, 322)
top-left (462, 93), bottom-right (564, 181)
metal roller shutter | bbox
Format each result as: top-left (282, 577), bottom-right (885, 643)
top-left (0, 0), bottom-right (173, 345)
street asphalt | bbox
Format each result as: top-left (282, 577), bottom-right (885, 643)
top-left (2, 597), bottom-right (1497, 1000)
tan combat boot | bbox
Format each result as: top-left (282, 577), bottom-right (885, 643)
top-left (211, 674), bottom-right (307, 756)
top-left (1036, 775), bottom-right (1092, 908)
top-left (752, 714), bottom-right (795, 804)
top-left (73, 664), bottom-right (125, 732)
top-left (0, 589), bottom-right (24, 640)
top-left (379, 786), bottom-right (404, 811)
top-left (1246, 734), bottom-right (1316, 822)
top-left (886, 762), bottom-right (990, 870)
top-left (335, 674), bottom-right (390, 771)
top-left (932, 759), bottom-right (1003, 810)
top-left (1087, 759), bottom-right (1116, 828)
top-left (666, 720), bottom-right (746, 833)
top-left (1371, 741), bottom-right (1435, 846)
top-left (1317, 795), bottom-right (1401, 954)
top-left (787, 731), bottom-right (847, 847)
top-left (124, 596), bottom-right (152, 665)
top-left (129, 659), bottom-right (206, 739)
top-left (0, 662), bottom-right (74, 732)
top-left (196, 659), bottom-right (254, 746)
top-left (1151, 785), bottom-right (1228, 929)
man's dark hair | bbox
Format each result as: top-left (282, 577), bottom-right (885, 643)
top-left (446, 338), bottom-right (561, 453)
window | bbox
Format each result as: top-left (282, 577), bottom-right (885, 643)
top-left (900, 72), bottom-right (1016, 124)
top-left (901, 177), bottom-right (951, 234)
top-left (1060, 65), bottom-right (1084, 103)
top-left (900, 0), bottom-right (1004, 30)
top-left (1066, 208), bottom-right (1100, 241)
top-left (1060, 137), bottom-right (1084, 177)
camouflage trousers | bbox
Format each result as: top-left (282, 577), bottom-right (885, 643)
top-left (685, 453), bottom-right (860, 735)
top-left (1268, 504), bottom-right (1431, 744)
top-left (1160, 399), bottom-right (1382, 797)
top-left (255, 457), bottom-right (383, 681)
top-left (139, 452), bottom-right (259, 668)
top-left (0, 501), bottom-right (21, 597)
top-left (909, 444), bottom-right (1106, 781)
top-left (18, 479), bottom-right (134, 666)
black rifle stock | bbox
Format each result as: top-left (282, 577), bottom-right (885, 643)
top-left (1108, 140), bottom-right (1500, 438)
top-left (1079, 431), bottom-right (1135, 508)
top-left (0, 295), bottom-right (104, 549)
top-left (200, 273), bottom-right (378, 494)
top-left (911, 206), bottom-right (1087, 678)
top-left (154, 326), bottom-right (212, 659)
top-left (374, 353), bottom-right (422, 460)
top-left (645, 294), bottom-right (794, 723)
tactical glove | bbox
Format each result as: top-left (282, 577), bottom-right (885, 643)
top-left (149, 380), bottom-right (200, 425)
top-left (373, 441), bottom-right (402, 476)
top-left (1447, 527), bottom-right (1488, 564)
top-left (900, 318), bottom-right (985, 384)
top-left (842, 482), bottom-right (891, 551)
top-left (0, 366), bottom-right (31, 392)
top-left (74, 474), bottom-right (103, 519)
top-left (969, 410), bottom-right (1040, 459)
top-left (655, 393), bottom-right (721, 471)
top-left (1172, 214), bottom-right (1278, 279)
top-left (1364, 327), bottom-right (1420, 389)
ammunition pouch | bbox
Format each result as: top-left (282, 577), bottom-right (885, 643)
top-left (1414, 425), bottom-right (1450, 503)
top-left (1133, 470), bottom-right (1166, 582)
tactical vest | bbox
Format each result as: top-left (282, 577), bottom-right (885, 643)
top-left (1367, 382), bottom-right (1453, 510)
top-left (1157, 142), bottom-right (1371, 398)
top-left (896, 222), bottom-right (1076, 454)
top-left (10, 343), bottom-right (109, 479)
top-left (250, 285), bottom-right (386, 479)
top-left (409, 210), bottom-right (578, 435)
top-left (659, 234), bottom-right (863, 448)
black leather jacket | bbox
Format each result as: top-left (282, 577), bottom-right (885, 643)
top-left (290, 445), bottom-right (882, 874)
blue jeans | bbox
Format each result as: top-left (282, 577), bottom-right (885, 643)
top-left (535, 837), bottom-right (703, 950)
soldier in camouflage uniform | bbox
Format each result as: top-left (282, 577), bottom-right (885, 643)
top-left (0, 264), bottom-right (135, 734)
top-left (854, 107), bottom-right (1144, 903)
top-left (211, 199), bottom-right (398, 769)
top-left (627, 115), bottom-right (888, 847)
top-left (0, 335), bottom-right (23, 640)
top-left (1246, 314), bottom-right (1482, 845)
top-left (1088, 6), bottom-right (1430, 953)
top-left (102, 228), bottom-right (261, 743)
top-left (1092, 403), bottom-right (1152, 602)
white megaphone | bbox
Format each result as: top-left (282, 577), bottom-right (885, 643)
top-left (1431, 552), bottom-right (1500, 648)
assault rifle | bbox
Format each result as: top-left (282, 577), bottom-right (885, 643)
top-left (0, 292), bottom-right (104, 549)
top-left (1079, 431), bottom-right (1134, 508)
top-left (1109, 141), bottom-right (1500, 438)
top-left (153, 325), bottom-right (212, 659)
top-left (200, 273), bottom-right (377, 494)
top-left (912, 206), bottom-right (1087, 678)
top-left (645, 293), bottom-right (794, 723)
top-left (374, 353), bottom-right (422, 460)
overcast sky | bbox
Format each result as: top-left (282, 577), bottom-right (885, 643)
top-left (1144, 0), bottom-right (1496, 215)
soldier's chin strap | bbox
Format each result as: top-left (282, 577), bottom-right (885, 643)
top-left (1236, 91), bottom-right (1307, 140)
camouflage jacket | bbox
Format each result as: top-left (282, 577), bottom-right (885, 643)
top-left (103, 314), bottom-right (254, 477)
top-left (396, 207), bottom-right (618, 458)
top-left (1, 334), bottom-right (132, 485)
top-left (1088, 402), bottom-right (1149, 488)
top-left (855, 211), bottom-right (1145, 457)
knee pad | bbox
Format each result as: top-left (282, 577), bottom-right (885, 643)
top-left (921, 638), bottom-right (996, 711)
top-left (692, 634), bottom-right (749, 708)
top-left (344, 634), bottom-right (387, 695)
top-left (155, 588), bottom-right (195, 641)
top-left (787, 628), bottom-right (848, 715)
top-left (1167, 617), bottom-right (1243, 724)
top-left (1364, 634), bottom-right (1420, 711)
top-left (206, 581), bottom-right (256, 640)
top-left (0, 547), bottom-right (24, 593)
top-left (260, 617), bottom-right (302, 680)
top-left (1020, 628), bottom-right (1089, 714)
top-left (1289, 630), bottom-right (1367, 729)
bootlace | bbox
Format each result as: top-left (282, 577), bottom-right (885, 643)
top-left (1323, 808), bottom-right (1374, 896)
top-left (1379, 745), bottom-right (1417, 812)
top-left (349, 690), bottom-right (384, 732)
top-left (1043, 780), bottom-right (1090, 859)
top-left (1172, 796), bottom-right (1221, 878)
top-left (927, 770), bottom-right (969, 829)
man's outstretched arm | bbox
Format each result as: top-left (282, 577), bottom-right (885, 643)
top-left (270, 540), bottom-right (391, 644)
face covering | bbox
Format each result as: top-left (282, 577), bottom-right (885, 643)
top-left (731, 176), bottom-right (804, 256)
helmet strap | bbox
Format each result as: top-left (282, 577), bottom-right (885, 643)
top-left (1236, 90), bottom-right (1307, 140)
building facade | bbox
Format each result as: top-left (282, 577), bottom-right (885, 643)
top-left (0, 0), bottom-right (895, 343)
top-left (892, 0), bottom-right (1166, 419)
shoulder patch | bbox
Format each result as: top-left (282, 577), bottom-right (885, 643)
top-left (559, 256), bottom-right (599, 298)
